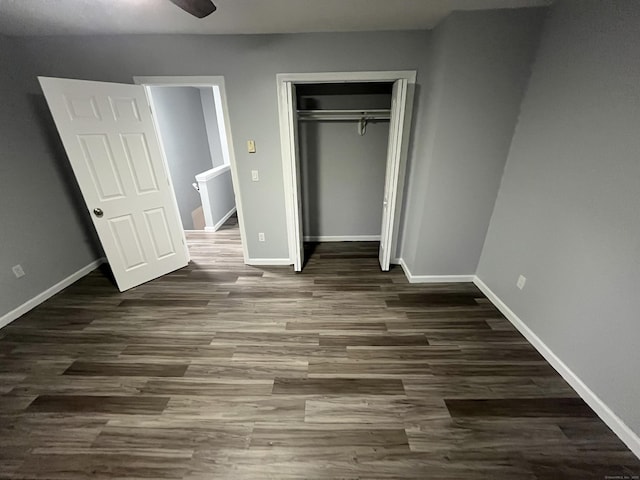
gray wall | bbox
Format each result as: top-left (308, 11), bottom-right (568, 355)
top-left (401, 9), bottom-right (545, 274)
top-left (477, 0), bottom-right (640, 436)
top-left (206, 169), bottom-right (236, 229)
top-left (0, 35), bottom-right (101, 319)
top-left (300, 121), bottom-right (388, 238)
top-left (199, 87), bottom-right (226, 169)
top-left (12, 30), bottom-right (431, 262)
top-left (150, 86), bottom-right (213, 230)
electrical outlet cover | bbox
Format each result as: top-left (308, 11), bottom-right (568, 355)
top-left (12, 264), bottom-right (25, 278)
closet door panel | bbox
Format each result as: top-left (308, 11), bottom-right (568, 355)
top-left (283, 82), bottom-right (304, 271)
top-left (379, 79), bottom-right (408, 270)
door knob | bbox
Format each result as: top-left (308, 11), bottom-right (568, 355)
top-left (93, 208), bottom-right (104, 218)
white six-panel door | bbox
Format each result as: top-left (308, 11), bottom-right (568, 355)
top-left (379, 78), bottom-right (408, 271)
top-left (39, 77), bottom-right (189, 291)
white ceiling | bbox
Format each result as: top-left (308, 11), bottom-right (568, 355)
top-left (0, 0), bottom-right (552, 36)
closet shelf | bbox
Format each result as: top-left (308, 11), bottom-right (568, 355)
top-left (297, 109), bottom-right (391, 121)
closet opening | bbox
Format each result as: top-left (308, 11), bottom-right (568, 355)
top-left (296, 82), bottom-right (393, 265)
top-left (278, 71), bottom-right (415, 273)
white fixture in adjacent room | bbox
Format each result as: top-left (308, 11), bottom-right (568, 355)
top-left (12, 265), bottom-right (25, 278)
top-left (517, 275), bottom-right (527, 290)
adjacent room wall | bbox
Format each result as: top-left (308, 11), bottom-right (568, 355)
top-left (0, 35), bottom-right (101, 322)
top-left (477, 0), bottom-right (640, 438)
top-left (199, 87), bottom-right (226, 169)
top-left (400, 9), bottom-right (545, 276)
top-left (202, 169), bottom-right (236, 230)
top-left (150, 86), bottom-right (214, 230)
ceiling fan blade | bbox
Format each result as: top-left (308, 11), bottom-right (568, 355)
top-left (167, 0), bottom-right (217, 18)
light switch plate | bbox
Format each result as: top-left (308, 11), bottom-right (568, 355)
top-left (251, 170), bottom-right (259, 182)
top-left (247, 140), bottom-right (256, 153)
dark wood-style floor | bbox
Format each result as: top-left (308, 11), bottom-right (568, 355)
top-left (0, 216), bottom-right (638, 479)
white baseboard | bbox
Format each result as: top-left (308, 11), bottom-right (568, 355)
top-left (473, 276), bottom-right (640, 459)
top-left (246, 258), bottom-right (292, 266)
top-left (205, 207), bottom-right (237, 232)
top-left (390, 257), bottom-right (402, 265)
top-left (0, 258), bottom-right (106, 330)
top-left (398, 258), bottom-right (474, 284)
top-left (303, 235), bottom-right (381, 242)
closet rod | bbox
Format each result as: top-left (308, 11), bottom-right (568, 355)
top-left (297, 109), bottom-right (391, 121)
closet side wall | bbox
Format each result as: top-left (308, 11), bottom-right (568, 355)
top-left (199, 87), bottom-right (226, 169)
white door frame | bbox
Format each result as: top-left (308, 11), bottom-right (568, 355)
top-left (133, 76), bottom-right (249, 264)
top-left (276, 70), bottom-right (416, 270)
